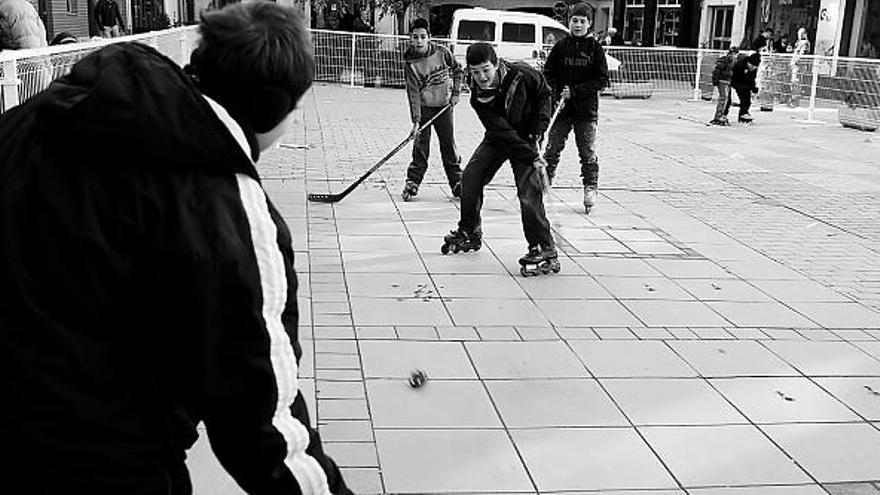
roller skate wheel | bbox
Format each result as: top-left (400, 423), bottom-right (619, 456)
top-left (441, 243), bottom-right (450, 255)
top-left (452, 244), bottom-right (461, 254)
top-left (409, 369), bottom-right (428, 388)
top-left (520, 266), bottom-right (532, 277)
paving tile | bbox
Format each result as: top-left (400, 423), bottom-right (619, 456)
top-left (466, 341), bottom-right (589, 378)
top-left (316, 381), bottom-right (365, 399)
top-left (359, 341), bottom-right (476, 379)
top-left (640, 425), bottom-right (812, 486)
top-left (786, 303), bottom-right (880, 329)
top-left (572, 257), bottom-right (662, 277)
top-left (676, 278), bottom-right (774, 302)
top-left (570, 341), bottom-right (698, 378)
top-left (446, 298), bottom-right (550, 326)
top-left (602, 378), bottom-right (748, 426)
top-left (432, 274), bottom-right (529, 299)
top-left (854, 341), bottom-right (880, 360)
top-left (366, 379), bottom-right (501, 428)
top-left (822, 482), bottom-right (880, 495)
top-left (318, 399), bottom-right (369, 420)
top-left (317, 420), bottom-right (374, 442)
top-left (706, 302), bottom-right (818, 328)
top-left (834, 330), bottom-right (877, 341)
top-left (594, 327), bottom-right (639, 339)
top-left (345, 272), bottom-right (436, 298)
top-left (338, 468), bottom-right (384, 494)
top-left (516, 326), bottom-right (559, 340)
top-left (486, 379), bottom-right (628, 427)
top-left (719, 261), bottom-right (810, 281)
top-left (422, 251), bottom-right (510, 275)
top-left (556, 327), bottom-right (600, 339)
top-left (349, 297), bottom-right (452, 326)
top-left (338, 234), bottom-right (417, 253)
top-left (688, 485), bottom-right (828, 495)
top-left (476, 326), bottom-right (521, 341)
top-left (814, 377), bottom-right (880, 421)
top-left (324, 442), bottom-right (378, 467)
top-left (763, 423), bottom-right (880, 482)
top-left (512, 428), bottom-right (678, 491)
top-left (763, 328), bottom-right (809, 340)
top-left (690, 327), bottom-right (735, 339)
top-left (727, 327), bottom-right (771, 340)
top-left (749, 280), bottom-right (852, 303)
top-left (631, 327), bottom-right (676, 340)
top-left (596, 276), bottom-right (697, 300)
top-left (436, 325), bottom-right (481, 341)
top-left (375, 429), bottom-right (532, 493)
top-left (668, 340), bottom-right (801, 377)
top-left (534, 299), bottom-right (644, 327)
top-left (762, 341), bottom-right (880, 376)
top-left (517, 274), bottom-right (613, 299)
top-left (342, 252), bottom-right (426, 273)
top-left (622, 300), bottom-right (730, 327)
top-left (645, 259), bottom-right (736, 279)
top-left (354, 326), bottom-right (396, 339)
top-left (624, 241), bottom-right (686, 255)
top-left (710, 377), bottom-right (862, 423)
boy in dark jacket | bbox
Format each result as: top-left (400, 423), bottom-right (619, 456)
top-left (441, 42), bottom-right (559, 275)
top-left (709, 45), bottom-right (739, 125)
top-left (94, 0), bottom-right (125, 37)
top-left (0, 3), bottom-right (351, 494)
top-left (726, 51), bottom-right (762, 122)
top-left (541, 3), bottom-right (609, 213)
top-left (402, 18), bottom-right (463, 200)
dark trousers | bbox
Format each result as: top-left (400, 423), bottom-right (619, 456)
top-left (725, 86), bottom-right (752, 116)
top-left (542, 115), bottom-right (599, 186)
top-left (406, 105), bottom-right (462, 188)
top-left (459, 140), bottom-right (553, 249)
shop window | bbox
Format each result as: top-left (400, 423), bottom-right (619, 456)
top-left (655, 7), bottom-right (681, 46)
top-left (857, 0), bottom-right (880, 58)
top-left (710, 6), bottom-right (735, 49)
top-left (624, 4), bottom-right (644, 45)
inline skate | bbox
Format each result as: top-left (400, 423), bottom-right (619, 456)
top-left (402, 180), bottom-right (419, 201)
top-left (519, 245), bottom-right (560, 277)
top-left (440, 228), bottom-right (481, 254)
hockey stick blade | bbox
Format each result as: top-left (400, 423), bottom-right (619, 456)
top-left (306, 105), bottom-right (452, 203)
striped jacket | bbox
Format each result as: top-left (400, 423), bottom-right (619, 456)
top-left (0, 43), bottom-right (349, 495)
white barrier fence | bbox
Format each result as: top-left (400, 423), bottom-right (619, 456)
top-left (3, 27), bottom-right (880, 129)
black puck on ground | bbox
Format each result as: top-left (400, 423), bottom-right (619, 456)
top-left (408, 369), bottom-right (428, 388)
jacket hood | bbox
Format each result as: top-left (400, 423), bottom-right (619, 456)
top-left (31, 42), bottom-right (258, 177)
top-left (404, 41), bottom-right (438, 60)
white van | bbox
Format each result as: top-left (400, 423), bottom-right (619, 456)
top-left (448, 8), bottom-right (569, 67)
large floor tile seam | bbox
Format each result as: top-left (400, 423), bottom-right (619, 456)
top-left (788, 373), bottom-right (880, 426)
top-left (459, 343), bottom-right (544, 495)
top-left (554, 338), bottom-right (693, 492)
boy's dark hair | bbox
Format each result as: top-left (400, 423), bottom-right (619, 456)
top-left (50, 32), bottom-right (77, 45)
top-left (569, 3), bottom-right (593, 21)
top-left (466, 42), bottom-right (497, 66)
top-left (747, 52), bottom-right (761, 66)
top-left (188, 1), bottom-right (314, 133)
top-left (410, 18), bottom-right (430, 36)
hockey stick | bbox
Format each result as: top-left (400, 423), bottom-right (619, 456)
top-left (535, 99), bottom-right (566, 191)
top-left (307, 104), bottom-right (452, 203)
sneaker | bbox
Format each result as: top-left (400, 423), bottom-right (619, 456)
top-left (739, 113), bottom-right (754, 121)
top-left (402, 180), bottom-right (418, 201)
top-left (451, 182), bottom-right (462, 199)
top-left (583, 185), bottom-right (597, 213)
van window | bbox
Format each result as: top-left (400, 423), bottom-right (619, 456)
top-left (542, 27), bottom-right (567, 46)
top-left (502, 23), bottom-right (535, 43)
top-left (458, 20), bottom-right (495, 41)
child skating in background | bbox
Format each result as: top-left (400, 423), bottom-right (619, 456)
top-left (709, 45), bottom-right (739, 126)
top-left (541, 3), bottom-right (609, 214)
top-left (402, 18), bottom-right (464, 201)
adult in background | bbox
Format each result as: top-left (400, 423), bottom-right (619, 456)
top-left (0, 2), bottom-right (351, 493)
top-left (0, 0), bottom-right (48, 49)
top-left (94, 0), bottom-right (125, 38)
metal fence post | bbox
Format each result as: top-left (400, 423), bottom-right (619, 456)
top-left (692, 47), bottom-right (703, 101)
top-left (1, 57), bottom-right (21, 112)
top-left (350, 33), bottom-right (357, 87)
top-left (179, 29), bottom-right (191, 66)
top-left (807, 55), bottom-right (821, 122)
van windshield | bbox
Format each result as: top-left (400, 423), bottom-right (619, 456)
top-left (458, 20), bottom-right (495, 41)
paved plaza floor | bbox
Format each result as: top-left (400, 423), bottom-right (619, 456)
top-left (187, 84), bottom-right (880, 494)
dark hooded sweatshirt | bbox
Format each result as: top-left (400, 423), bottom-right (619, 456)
top-left (469, 59), bottom-right (552, 162)
top-left (542, 33), bottom-right (609, 121)
top-left (0, 43), bottom-right (349, 495)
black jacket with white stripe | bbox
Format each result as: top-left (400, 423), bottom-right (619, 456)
top-left (0, 43), bottom-right (349, 495)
